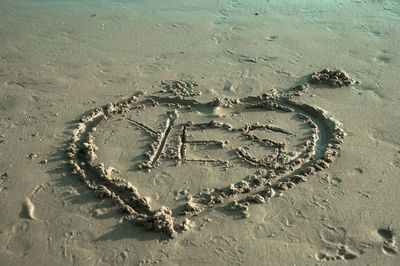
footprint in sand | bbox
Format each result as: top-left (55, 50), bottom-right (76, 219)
top-left (316, 226), bottom-right (359, 261)
top-left (373, 50), bottom-right (393, 64)
top-left (378, 228), bottom-right (398, 256)
top-left (316, 244), bottom-right (358, 262)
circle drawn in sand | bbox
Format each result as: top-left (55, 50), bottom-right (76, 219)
top-left (66, 81), bottom-right (345, 238)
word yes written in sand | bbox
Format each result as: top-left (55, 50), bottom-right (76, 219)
top-left (126, 112), bottom-right (294, 171)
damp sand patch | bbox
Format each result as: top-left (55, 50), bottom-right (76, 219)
top-left (66, 72), bottom-right (355, 238)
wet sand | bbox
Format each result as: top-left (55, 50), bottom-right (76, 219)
top-left (1, 0), bottom-right (400, 265)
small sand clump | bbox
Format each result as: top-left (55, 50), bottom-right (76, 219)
top-left (310, 68), bottom-right (357, 87)
top-left (160, 80), bottom-right (201, 97)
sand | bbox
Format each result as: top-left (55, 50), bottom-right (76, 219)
top-left (1, 0), bottom-right (400, 265)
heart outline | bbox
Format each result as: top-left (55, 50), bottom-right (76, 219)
top-left (66, 83), bottom-right (345, 238)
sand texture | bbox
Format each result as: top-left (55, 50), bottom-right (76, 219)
top-left (1, 0), bottom-right (400, 265)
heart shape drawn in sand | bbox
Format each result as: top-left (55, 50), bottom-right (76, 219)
top-left (66, 79), bottom-right (346, 238)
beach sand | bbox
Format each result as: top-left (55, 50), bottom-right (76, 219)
top-left (1, 0), bottom-right (400, 265)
